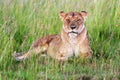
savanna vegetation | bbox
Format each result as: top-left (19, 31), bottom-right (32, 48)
top-left (0, 0), bottom-right (120, 80)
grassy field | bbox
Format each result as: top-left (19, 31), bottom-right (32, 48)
top-left (0, 0), bottom-right (120, 80)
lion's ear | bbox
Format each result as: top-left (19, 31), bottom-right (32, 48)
top-left (80, 11), bottom-right (88, 20)
top-left (59, 11), bottom-right (67, 21)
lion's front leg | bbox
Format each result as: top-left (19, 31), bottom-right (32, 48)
top-left (80, 49), bottom-right (92, 59)
top-left (79, 44), bottom-right (92, 59)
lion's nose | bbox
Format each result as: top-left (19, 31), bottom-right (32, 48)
top-left (70, 26), bottom-right (76, 30)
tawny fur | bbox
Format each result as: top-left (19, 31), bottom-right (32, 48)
top-left (13, 11), bottom-right (92, 61)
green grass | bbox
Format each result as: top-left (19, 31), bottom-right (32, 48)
top-left (0, 0), bottom-right (120, 80)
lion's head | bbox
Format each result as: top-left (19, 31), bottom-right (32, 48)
top-left (59, 11), bottom-right (87, 36)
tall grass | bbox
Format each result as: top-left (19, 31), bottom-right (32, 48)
top-left (0, 0), bottom-right (120, 80)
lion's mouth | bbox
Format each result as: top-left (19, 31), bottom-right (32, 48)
top-left (68, 31), bottom-right (78, 34)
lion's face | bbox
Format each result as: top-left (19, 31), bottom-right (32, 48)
top-left (59, 11), bottom-right (87, 35)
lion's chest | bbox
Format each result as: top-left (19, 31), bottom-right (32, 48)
top-left (67, 34), bottom-right (80, 57)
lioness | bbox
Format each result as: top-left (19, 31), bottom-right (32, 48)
top-left (14, 11), bottom-right (92, 61)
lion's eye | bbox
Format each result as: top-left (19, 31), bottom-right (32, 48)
top-left (77, 19), bottom-right (81, 22)
top-left (66, 19), bottom-right (70, 23)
